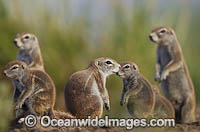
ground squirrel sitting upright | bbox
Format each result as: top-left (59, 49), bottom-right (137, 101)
top-left (14, 33), bottom-right (44, 71)
top-left (152, 86), bottom-right (175, 118)
top-left (149, 26), bottom-right (196, 123)
top-left (4, 61), bottom-right (55, 118)
top-left (117, 61), bottom-right (155, 118)
top-left (64, 57), bottom-right (120, 118)
top-left (13, 33), bottom-right (45, 117)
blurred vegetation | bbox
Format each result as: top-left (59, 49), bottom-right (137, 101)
top-left (0, 0), bottom-right (200, 131)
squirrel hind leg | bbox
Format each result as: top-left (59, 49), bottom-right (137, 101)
top-left (48, 107), bottom-right (56, 118)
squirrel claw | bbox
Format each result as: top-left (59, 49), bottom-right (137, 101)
top-left (154, 76), bottom-right (161, 82)
top-left (120, 101), bottom-right (124, 106)
top-left (104, 103), bottom-right (110, 111)
top-left (161, 71), bottom-right (169, 80)
top-left (120, 98), bottom-right (126, 106)
top-left (15, 102), bottom-right (23, 110)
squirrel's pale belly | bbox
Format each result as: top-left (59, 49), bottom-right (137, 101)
top-left (161, 66), bottom-right (191, 102)
top-left (90, 81), bottom-right (104, 107)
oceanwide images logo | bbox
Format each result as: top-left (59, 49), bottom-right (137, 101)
top-left (21, 115), bottom-right (175, 129)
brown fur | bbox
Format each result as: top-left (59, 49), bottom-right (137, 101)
top-left (13, 33), bottom-right (45, 117)
top-left (149, 26), bottom-right (196, 123)
top-left (64, 57), bottom-right (120, 118)
top-left (53, 110), bottom-right (75, 119)
top-left (152, 86), bottom-right (175, 118)
top-left (117, 61), bottom-right (155, 118)
top-left (14, 33), bottom-right (44, 71)
top-left (4, 61), bottom-right (55, 118)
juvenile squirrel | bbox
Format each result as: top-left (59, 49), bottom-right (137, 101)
top-left (149, 26), bottom-right (196, 123)
top-left (64, 57), bottom-right (120, 118)
top-left (4, 61), bottom-right (55, 118)
top-left (117, 61), bottom-right (155, 118)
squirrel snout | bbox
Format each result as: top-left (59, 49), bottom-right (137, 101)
top-left (149, 35), bottom-right (153, 41)
top-left (13, 40), bottom-right (17, 46)
top-left (13, 40), bottom-right (22, 48)
top-left (149, 33), bottom-right (158, 42)
top-left (3, 71), bottom-right (7, 76)
top-left (13, 40), bottom-right (17, 44)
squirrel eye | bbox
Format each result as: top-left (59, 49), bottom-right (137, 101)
top-left (24, 35), bottom-right (30, 39)
top-left (105, 61), bottom-right (112, 65)
top-left (124, 65), bottom-right (130, 69)
top-left (11, 66), bottom-right (18, 70)
top-left (160, 29), bottom-right (166, 33)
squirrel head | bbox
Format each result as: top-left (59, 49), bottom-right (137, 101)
top-left (117, 61), bottom-right (139, 79)
top-left (89, 57), bottom-right (120, 77)
top-left (149, 26), bottom-right (176, 45)
top-left (4, 61), bottom-right (28, 80)
top-left (13, 33), bottom-right (39, 50)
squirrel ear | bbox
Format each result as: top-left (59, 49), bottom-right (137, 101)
top-left (170, 30), bottom-right (174, 35)
top-left (33, 36), bottom-right (36, 41)
top-left (22, 64), bottom-right (26, 69)
top-left (132, 65), bottom-right (136, 70)
top-left (95, 60), bottom-right (101, 68)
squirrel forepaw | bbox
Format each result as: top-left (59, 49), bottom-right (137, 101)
top-left (161, 71), bottom-right (169, 80)
top-left (120, 98), bottom-right (127, 106)
top-left (120, 100), bottom-right (124, 106)
top-left (104, 102), bottom-right (110, 111)
top-left (154, 74), bottom-right (161, 82)
top-left (15, 102), bottom-right (23, 110)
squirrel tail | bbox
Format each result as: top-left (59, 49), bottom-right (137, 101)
top-left (52, 109), bottom-right (74, 119)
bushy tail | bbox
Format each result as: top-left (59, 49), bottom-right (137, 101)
top-left (53, 109), bottom-right (75, 119)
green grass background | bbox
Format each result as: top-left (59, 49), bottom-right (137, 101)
top-left (0, 0), bottom-right (200, 131)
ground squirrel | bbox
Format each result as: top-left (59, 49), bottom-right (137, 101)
top-left (149, 26), bottom-right (196, 123)
top-left (117, 61), bottom-right (155, 118)
top-left (13, 33), bottom-right (45, 117)
top-left (14, 33), bottom-right (44, 71)
top-left (4, 61), bottom-right (55, 118)
top-left (64, 57), bottom-right (120, 118)
top-left (152, 86), bottom-right (175, 118)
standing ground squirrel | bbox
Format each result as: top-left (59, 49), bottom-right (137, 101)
top-left (4, 61), bottom-right (55, 118)
top-left (64, 57), bottom-right (120, 118)
top-left (13, 33), bottom-right (45, 117)
top-left (117, 61), bottom-right (155, 118)
top-left (149, 26), bottom-right (196, 123)
top-left (14, 33), bottom-right (44, 71)
top-left (152, 86), bottom-right (175, 118)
